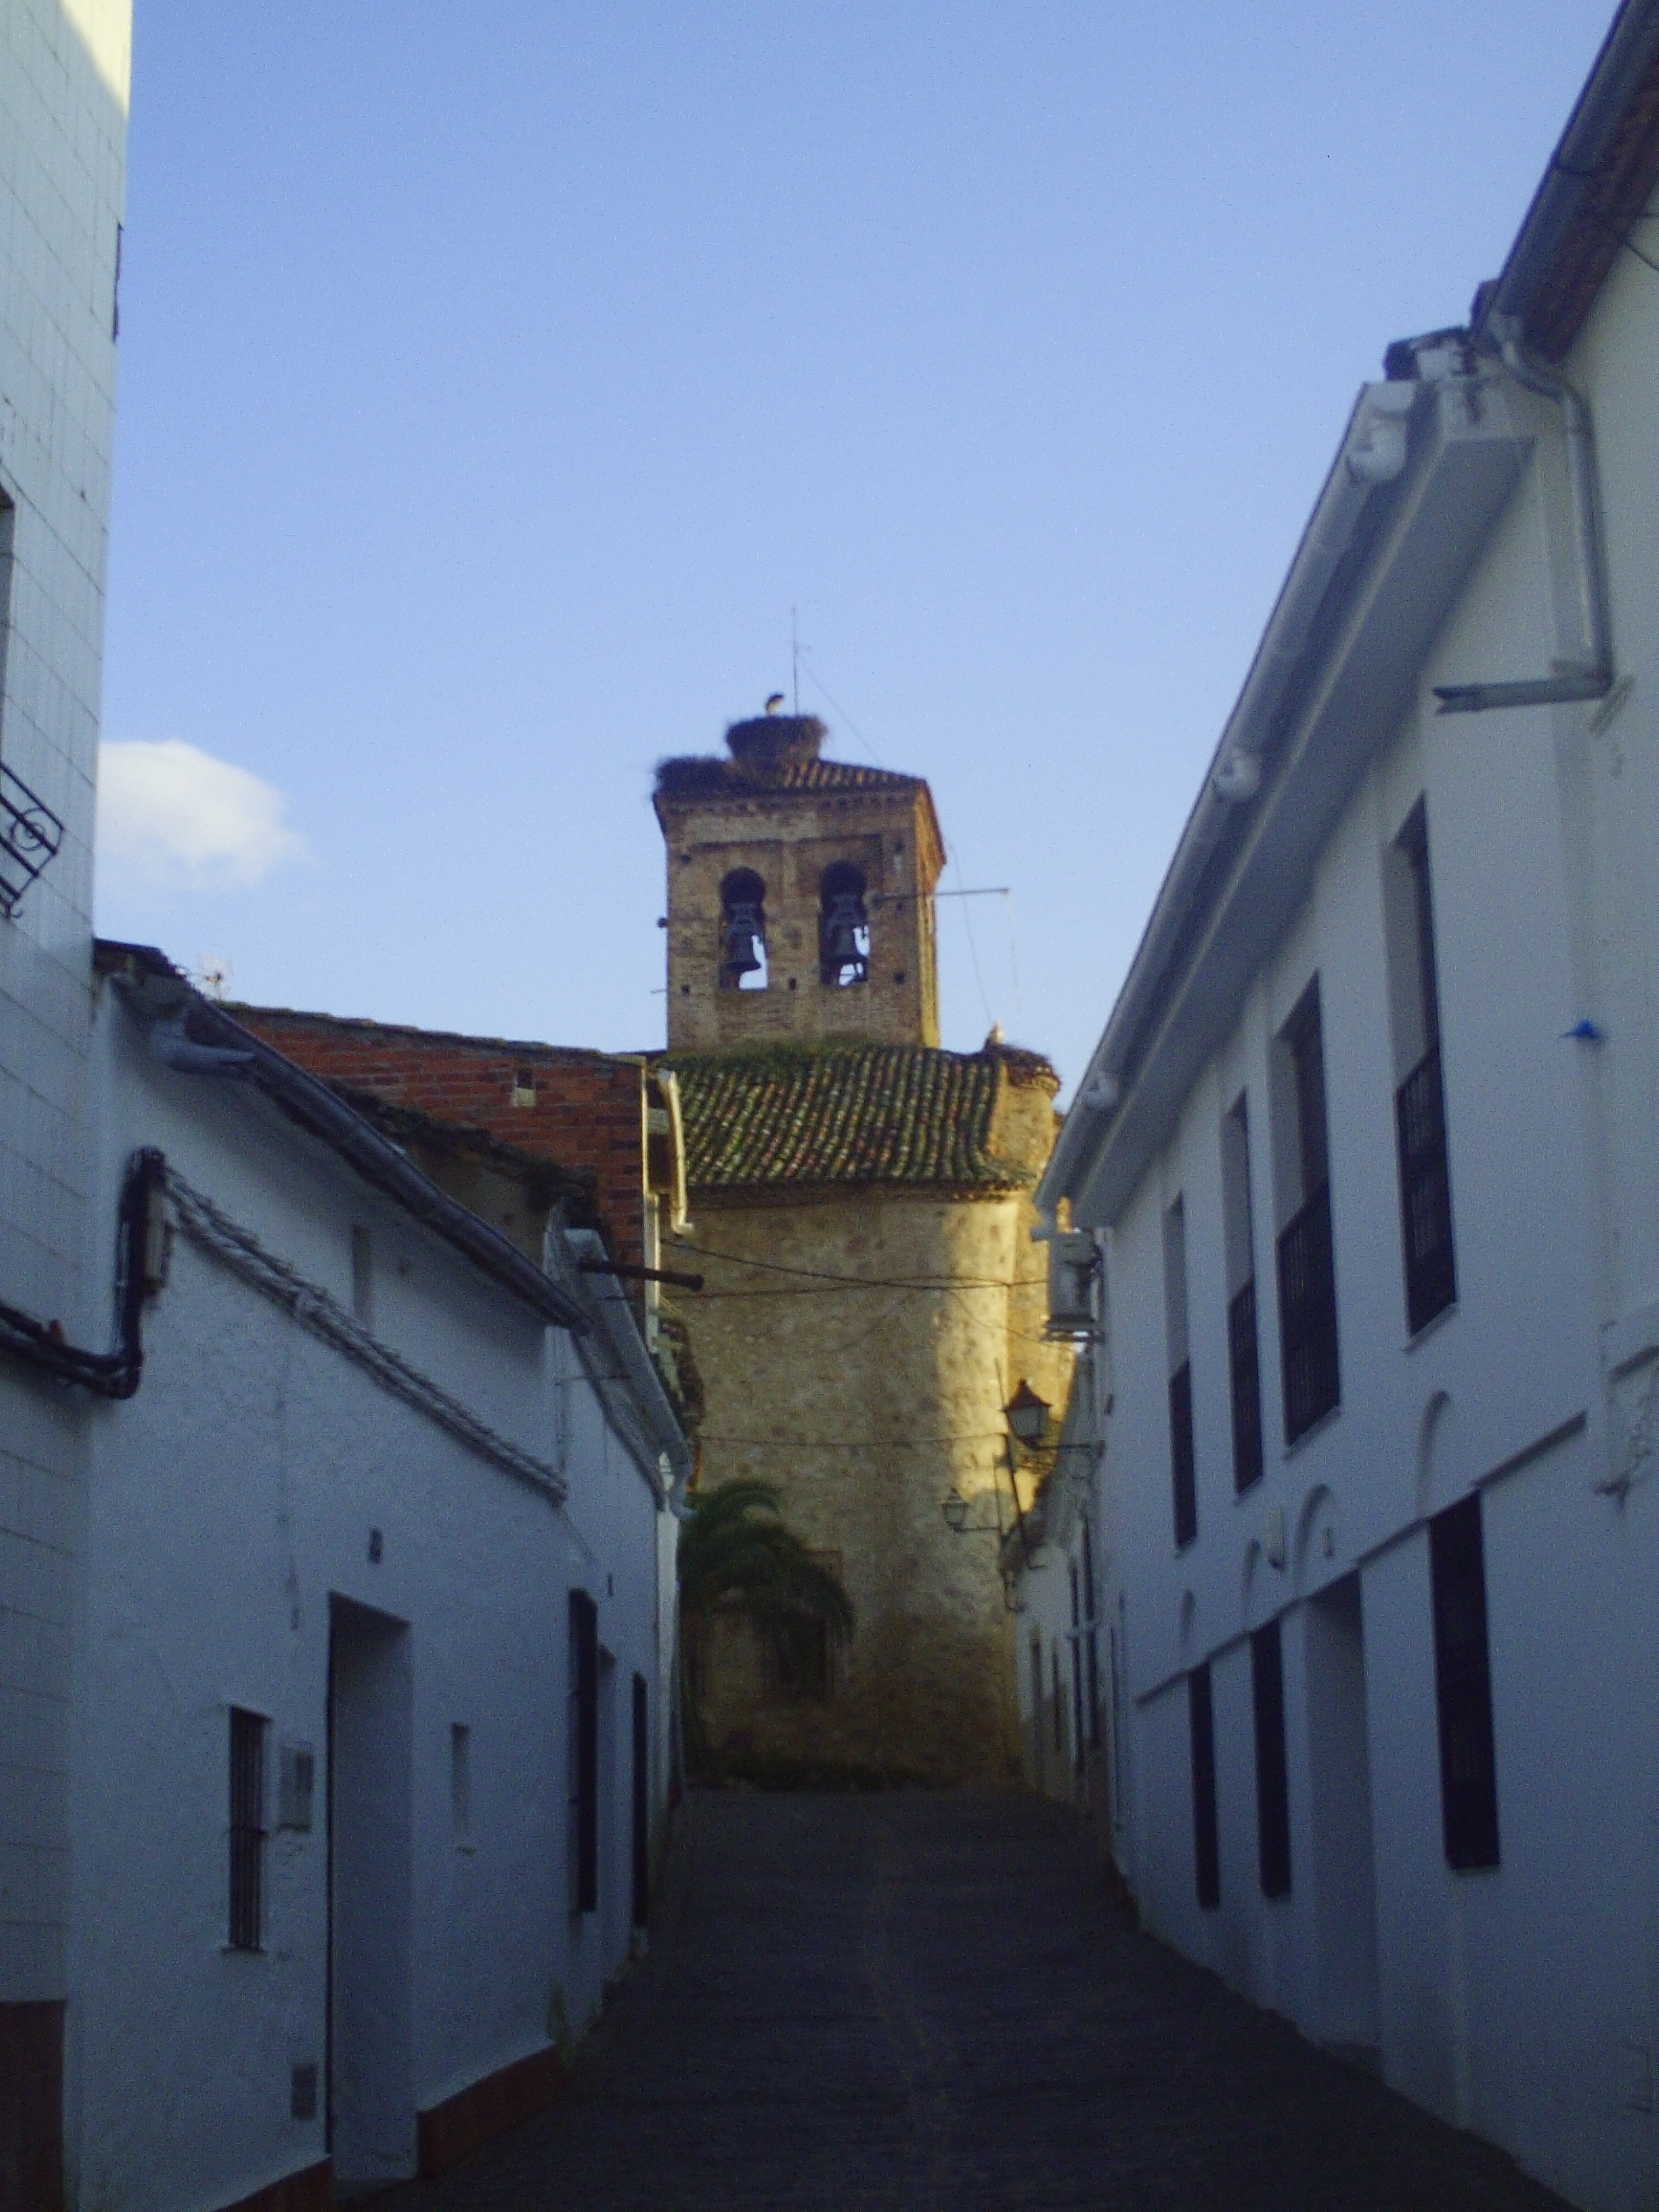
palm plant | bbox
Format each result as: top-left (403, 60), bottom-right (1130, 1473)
top-left (677, 1478), bottom-right (854, 1765)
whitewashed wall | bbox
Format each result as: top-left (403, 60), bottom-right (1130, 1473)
top-left (66, 991), bottom-right (670, 2211)
top-left (1065, 205), bottom-right (1659, 2212)
top-left (0, 0), bottom-right (129, 2023)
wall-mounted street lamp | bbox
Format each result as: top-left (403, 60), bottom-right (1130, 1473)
top-left (941, 1484), bottom-right (999, 1536)
top-left (938, 1377), bottom-right (1058, 1613)
top-left (1004, 1380), bottom-right (1052, 1451)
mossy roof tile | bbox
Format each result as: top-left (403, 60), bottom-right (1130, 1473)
top-left (664, 1042), bottom-right (1052, 1193)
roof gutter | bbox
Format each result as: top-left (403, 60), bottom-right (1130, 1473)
top-left (102, 946), bottom-right (591, 1337)
top-left (1472, 0), bottom-right (1659, 355)
top-left (1036, 380), bottom-right (1416, 1227)
top-left (555, 1227), bottom-right (695, 1512)
top-left (1433, 0), bottom-right (1659, 714)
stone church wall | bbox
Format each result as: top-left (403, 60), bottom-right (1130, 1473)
top-left (682, 1181), bottom-right (1071, 1784)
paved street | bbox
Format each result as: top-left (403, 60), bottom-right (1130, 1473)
top-left (390, 1791), bottom-right (1570, 2212)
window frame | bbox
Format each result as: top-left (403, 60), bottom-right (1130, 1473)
top-left (227, 1707), bottom-right (268, 1951)
top-left (1429, 1494), bottom-right (1500, 1871)
top-left (568, 1591), bottom-right (600, 1915)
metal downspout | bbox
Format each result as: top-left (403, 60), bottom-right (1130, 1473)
top-left (1434, 322), bottom-right (1612, 714)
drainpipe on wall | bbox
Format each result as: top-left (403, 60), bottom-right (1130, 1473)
top-left (1434, 318), bottom-right (1613, 714)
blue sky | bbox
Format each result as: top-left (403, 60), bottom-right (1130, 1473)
top-left (96, 1), bottom-right (1616, 1092)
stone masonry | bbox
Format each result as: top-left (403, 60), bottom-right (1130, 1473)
top-left (657, 716), bottom-right (1069, 1784)
top-left (656, 715), bottom-right (944, 1052)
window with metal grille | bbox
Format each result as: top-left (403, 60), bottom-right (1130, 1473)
top-left (0, 492), bottom-right (67, 922)
top-left (1221, 1094), bottom-right (1264, 1491)
top-left (1274, 985), bottom-right (1339, 1443)
top-left (228, 1707), bottom-right (267, 1950)
top-left (1430, 1495), bottom-right (1499, 1870)
top-left (568, 1592), bottom-right (599, 1915)
top-left (1164, 1197), bottom-right (1197, 1547)
top-left (1188, 1664), bottom-right (1221, 1910)
top-left (1387, 803), bottom-right (1456, 1335)
top-left (1251, 1621), bottom-right (1292, 1898)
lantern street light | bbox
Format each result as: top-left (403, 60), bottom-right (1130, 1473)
top-left (1004, 1380), bottom-right (1052, 1451)
top-left (940, 1484), bottom-right (1000, 1536)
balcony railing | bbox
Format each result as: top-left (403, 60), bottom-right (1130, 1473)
top-left (1228, 1277), bottom-right (1264, 1493)
top-left (1169, 1359), bottom-right (1197, 1549)
top-left (1396, 1040), bottom-right (1456, 1335)
top-left (0, 762), bottom-right (66, 918)
top-left (1277, 1181), bottom-right (1339, 1444)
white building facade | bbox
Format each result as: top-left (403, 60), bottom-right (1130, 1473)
top-left (64, 947), bottom-right (689, 2212)
top-left (0, 2), bottom-right (130, 2197)
top-left (1033, 9), bottom-right (1659, 2210)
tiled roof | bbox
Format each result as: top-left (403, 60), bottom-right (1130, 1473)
top-left (664, 1042), bottom-right (1055, 1194)
top-left (654, 756), bottom-right (924, 801)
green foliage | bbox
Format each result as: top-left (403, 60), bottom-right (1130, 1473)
top-left (677, 1479), bottom-right (854, 1764)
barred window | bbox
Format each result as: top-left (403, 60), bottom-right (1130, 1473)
top-left (228, 1708), bottom-right (268, 1950)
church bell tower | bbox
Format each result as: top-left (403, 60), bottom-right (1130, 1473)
top-left (653, 714), bottom-right (944, 1053)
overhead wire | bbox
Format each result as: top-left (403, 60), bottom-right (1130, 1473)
top-left (669, 1237), bottom-right (1045, 1294)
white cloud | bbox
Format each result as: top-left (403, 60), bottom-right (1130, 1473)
top-left (96, 740), bottom-right (310, 893)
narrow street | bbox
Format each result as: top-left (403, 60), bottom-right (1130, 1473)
top-left (388, 1791), bottom-right (1570, 2212)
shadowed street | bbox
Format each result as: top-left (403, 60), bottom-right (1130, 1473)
top-left (385, 1791), bottom-right (1570, 2212)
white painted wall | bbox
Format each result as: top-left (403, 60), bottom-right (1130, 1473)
top-left (64, 988), bottom-right (674, 2212)
top-left (1042, 180), bottom-right (1659, 2212)
top-left (0, 0), bottom-right (129, 2016)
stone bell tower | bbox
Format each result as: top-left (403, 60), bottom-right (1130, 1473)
top-left (653, 714), bottom-right (945, 1052)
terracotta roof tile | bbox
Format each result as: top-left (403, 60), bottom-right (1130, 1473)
top-left (664, 1042), bottom-right (1053, 1193)
top-left (654, 756), bottom-right (923, 802)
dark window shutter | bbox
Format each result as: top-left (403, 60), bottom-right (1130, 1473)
top-left (1188, 1665), bottom-right (1221, 1910)
top-left (568, 1592), bottom-right (600, 1914)
top-left (228, 1709), bottom-right (266, 1950)
top-left (1169, 1361), bottom-right (1197, 1547)
top-left (1251, 1621), bottom-right (1292, 1898)
top-left (1430, 1495), bottom-right (1500, 1870)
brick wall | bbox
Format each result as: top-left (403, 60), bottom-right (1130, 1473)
top-left (232, 1009), bottom-right (648, 1274)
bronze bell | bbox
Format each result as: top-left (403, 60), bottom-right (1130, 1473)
top-left (723, 902), bottom-right (763, 976)
top-left (821, 892), bottom-right (866, 973)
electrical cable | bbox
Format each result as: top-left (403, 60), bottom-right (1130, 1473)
top-left (669, 1237), bottom-right (1044, 1293)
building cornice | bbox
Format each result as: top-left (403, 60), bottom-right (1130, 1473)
top-left (1041, 374), bottom-right (1531, 1228)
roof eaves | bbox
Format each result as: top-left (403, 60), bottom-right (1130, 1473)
top-left (96, 942), bottom-right (591, 1335)
top-left (1474, 0), bottom-right (1659, 362)
top-left (228, 1000), bottom-right (624, 1072)
top-left (1042, 367), bottom-right (1534, 1227)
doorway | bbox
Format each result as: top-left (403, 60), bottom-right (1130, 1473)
top-left (598, 1648), bottom-right (620, 1964)
top-left (630, 1673), bottom-right (650, 1931)
top-left (327, 1596), bottom-right (414, 2187)
top-left (1304, 1574), bottom-right (1381, 2061)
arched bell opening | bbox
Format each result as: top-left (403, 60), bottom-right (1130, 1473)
top-left (720, 868), bottom-right (768, 990)
top-left (819, 861), bottom-right (870, 987)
